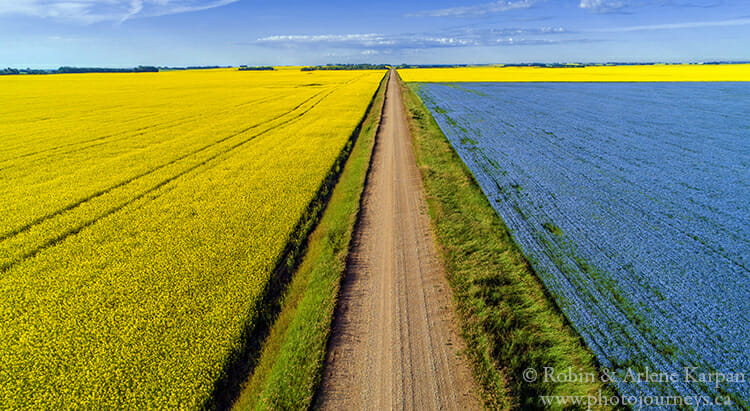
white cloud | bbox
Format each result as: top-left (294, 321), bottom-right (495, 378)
top-left (255, 34), bottom-right (399, 49)
top-left (255, 33), bottom-right (466, 48)
top-left (580, 0), bottom-right (726, 12)
top-left (411, 0), bottom-right (537, 18)
top-left (252, 27), bottom-right (572, 50)
top-left (579, 0), bottom-right (629, 12)
top-left (595, 17), bottom-right (750, 31)
top-left (0, 0), bottom-right (238, 23)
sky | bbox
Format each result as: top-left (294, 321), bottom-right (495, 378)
top-left (1, 0), bottom-right (749, 68)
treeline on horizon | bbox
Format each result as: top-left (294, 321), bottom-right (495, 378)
top-left (300, 64), bottom-right (390, 71)
top-left (397, 61), bottom-right (750, 68)
top-left (238, 66), bottom-right (274, 71)
top-left (1, 66), bottom-right (159, 75)
top-left (4, 61), bottom-right (747, 77)
top-left (0, 65), bottom-right (232, 75)
top-left (395, 64), bottom-right (468, 69)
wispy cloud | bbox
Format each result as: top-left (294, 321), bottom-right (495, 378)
top-left (410, 0), bottom-right (538, 18)
top-left (0, 0), bottom-right (238, 23)
top-left (255, 34), bottom-right (397, 47)
top-left (579, 0), bottom-right (629, 13)
top-left (594, 17), bottom-right (750, 31)
top-left (251, 27), bottom-right (574, 50)
top-left (659, 0), bottom-right (725, 7)
top-left (580, 0), bottom-right (728, 13)
top-left (254, 33), bottom-right (476, 49)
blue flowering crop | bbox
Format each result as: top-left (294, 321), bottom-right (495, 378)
top-left (416, 82), bottom-right (750, 407)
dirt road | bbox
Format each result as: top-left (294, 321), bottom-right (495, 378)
top-left (316, 71), bottom-right (480, 410)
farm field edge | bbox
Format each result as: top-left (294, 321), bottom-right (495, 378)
top-left (0, 69), bottom-right (385, 409)
top-left (397, 72), bottom-right (622, 409)
top-left (229, 71), bottom-right (388, 410)
top-left (398, 63), bottom-right (750, 82)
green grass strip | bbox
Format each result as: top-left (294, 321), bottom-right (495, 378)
top-left (231, 72), bottom-right (388, 411)
top-left (398, 73), bottom-right (621, 410)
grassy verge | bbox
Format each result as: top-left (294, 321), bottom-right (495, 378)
top-left (398, 73), bottom-right (620, 410)
top-left (230, 72), bottom-right (388, 410)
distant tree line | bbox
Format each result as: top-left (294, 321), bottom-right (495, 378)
top-left (1, 66), bottom-right (159, 75)
top-left (159, 65), bottom-right (230, 71)
top-left (498, 63), bottom-right (648, 67)
top-left (500, 63), bottom-right (583, 68)
top-left (300, 64), bottom-right (389, 71)
top-left (0, 65), bottom-right (240, 75)
top-left (698, 60), bottom-right (750, 65)
top-left (395, 64), bottom-right (469, 69)
top-left (238, 66), bottom-right (274, 71)
top-left (2, 67), bottom-right (49, 75)
top-left (58, 66), bottom-right (159, 73)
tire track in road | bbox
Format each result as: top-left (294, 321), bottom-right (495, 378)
top-left (317, 70), bottom-right (480, 410)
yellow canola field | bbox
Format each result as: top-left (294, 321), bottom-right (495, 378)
top-left (398, 63), bottom-right (750, 82)
top-left (0, 68), bottom-right (384, 409)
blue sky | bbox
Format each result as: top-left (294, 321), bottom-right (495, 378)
top-left (1, 0), bottom-right (749, 67)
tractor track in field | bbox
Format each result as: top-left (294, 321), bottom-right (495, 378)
top-left (0, 82), bottom-right (341, 241)
top-left (0, 76), bottom-right (366, 273)
top-left (0, 81), bottom-right (332, 165)
top-left (316, 70), bottom-right (480, 410)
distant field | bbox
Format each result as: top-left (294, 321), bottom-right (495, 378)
top-left (411, 80), bottom-right (750, 406)
top-left (0, 68), bottom-right (384, 408)
top-left (399, 63), bottom-right (750, 82)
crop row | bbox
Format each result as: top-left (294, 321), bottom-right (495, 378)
top-left (0, 69), bottom-right (385, 408)
top-left (414, 81), bottom-right (750, 407)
